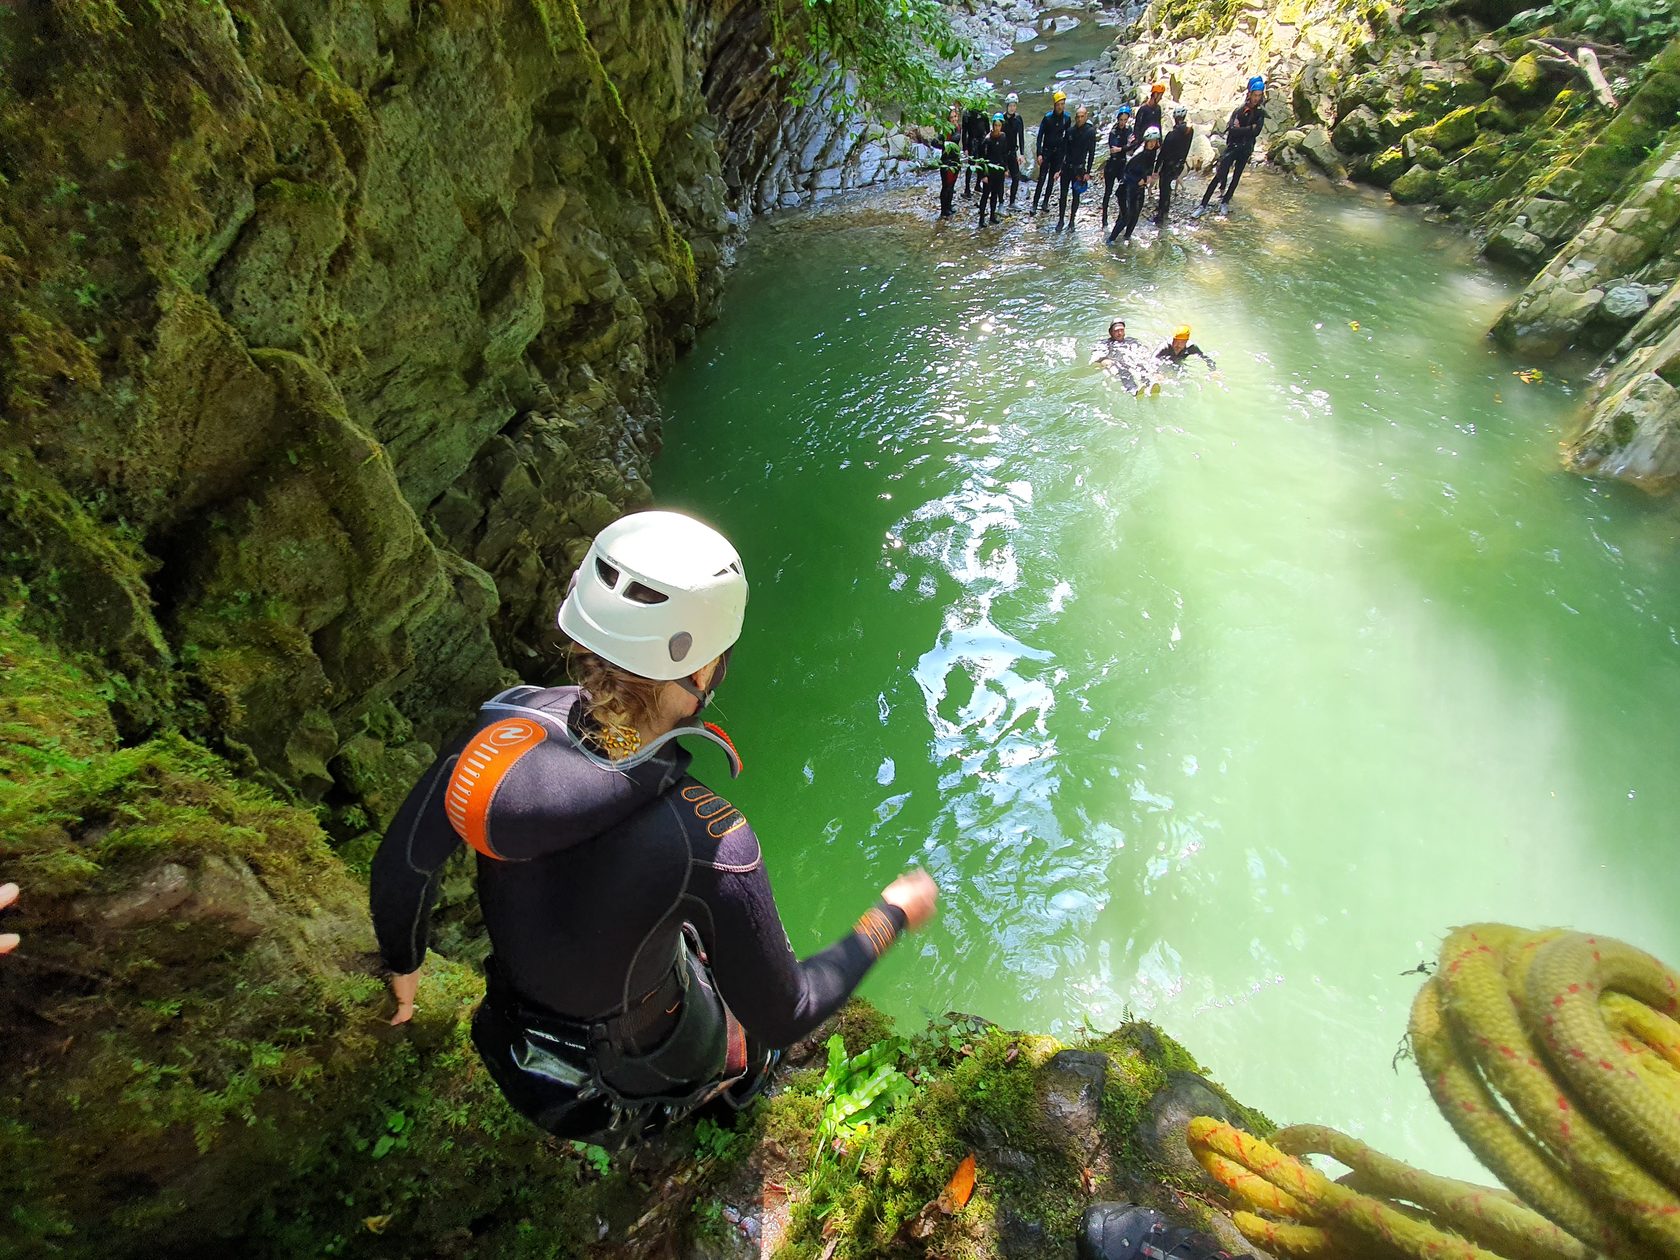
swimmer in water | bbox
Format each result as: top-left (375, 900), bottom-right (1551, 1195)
top-left (1156, 324), bottom-right (1217, 370)
top-left (1094, 318), bottom-right (1157, 393)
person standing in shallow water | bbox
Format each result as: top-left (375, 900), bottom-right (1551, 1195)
top-left (1056, 104), bottom-right (1098, 231)
top-left (1003, 93), bottom-right (1027, 208)
top-left (1197, 77), bottom-right (1268, 217)
top-left (962, 100), bottom-right (990, 199)
top-left (936, 104), bottom-right (963, 219)
top-left (1100, 105), bottom-right (1133, 233)
top-left (978, 114), bottom-right (1012, 228)
top-left (1133, 81), bottom-right (1167, 142)
top-left (1108, 126), bottom-right (1161, 244)
top-left (1154, 105), bottom-right (1194, 226)
top-left (1032, 90), bottom-right (1071, 214)
top-left (370, 510), bottom-right (939, 1149)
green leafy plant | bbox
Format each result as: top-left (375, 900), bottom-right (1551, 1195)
top-left (570, 1140), bottom-right (612, 1175)
top-left (767, 0), bottom-right (974, 124)
top-left (1506, 0), bottom-right (1679, 53)
top-left (813, 1033), bottom-right (914, 1162)
top-left (693, 1114), bottom-right (743, 1162)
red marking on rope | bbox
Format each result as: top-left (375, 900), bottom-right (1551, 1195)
top-left (1568, 983), bottom-right (1581, 994)
top-left (1560, 1121), bottom-right (1572, 1139)
top-left (1599, 1059), bottom-right (1615, 1071)
top-left (1498, 1044), bottom-right (1518, 1059)
top-left (1557, 1094), bottom-right (1571, 1111)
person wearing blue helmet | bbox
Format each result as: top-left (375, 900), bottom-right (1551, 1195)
top-left (978, 113), bottom-right (1013, 227)
top-left (1196, 76), bottom-right (1268, 217)
top-left (1100, 104), bottom-right (1134, 232)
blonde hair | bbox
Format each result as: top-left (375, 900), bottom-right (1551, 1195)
top-left (567, 647), bottom-right (668, 758)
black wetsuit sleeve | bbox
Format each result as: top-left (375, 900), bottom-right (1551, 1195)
top-left (688, 822), bottom-right (906, 1048)
top-left (1190, 344), bottom-right (1217, 367)
top-left (369, 743), bottom-right (465, 974)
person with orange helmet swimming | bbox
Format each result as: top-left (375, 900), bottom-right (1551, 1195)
top-left (1156, 324), bottom-right (1217, 369)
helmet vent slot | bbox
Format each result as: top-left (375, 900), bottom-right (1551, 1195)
top-left (595, 559), bottom-right (621, 588)
top-left (623, 581), bottom-right (669, 605)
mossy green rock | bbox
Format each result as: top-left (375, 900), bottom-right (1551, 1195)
top-left (1494, 52), bottom-right (1548, 105)
top-left (1367, 144), bottom-right (1411, 186)
top-left (1391, 164), bottom-right (1442, 202)
top-left (1413, 105), bottom-right (1480, 152)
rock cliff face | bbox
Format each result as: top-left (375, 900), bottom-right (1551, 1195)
top-left (1109, 0), bottom-right (1680, 492)
top-left (0, 0), bottom-right (923, 834)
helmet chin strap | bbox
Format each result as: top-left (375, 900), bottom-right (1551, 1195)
top-left (672, 648), bottom-right (731, 715)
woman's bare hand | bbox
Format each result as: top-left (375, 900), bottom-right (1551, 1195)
top-left (881, 869), bottom-right (939, 931)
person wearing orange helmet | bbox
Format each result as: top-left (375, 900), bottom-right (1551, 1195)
top-left (1133, 81), bottom-right (1167, 141)
top-left (1156, 324), bottom-right (1217, 369)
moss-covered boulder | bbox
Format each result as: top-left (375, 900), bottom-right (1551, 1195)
top-left (1367, 144), bottom-right (1411, 186)
top-left (1391, 164), bottom-right (1442, 203)
top-left (1412, 104), bottom-right (1480, 151)
top-left (1332, 103), bottom-right (1385, 153)
top-left (1493, 52), bottom-right (1547, 105)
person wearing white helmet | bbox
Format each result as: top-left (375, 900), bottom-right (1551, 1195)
top-left (1002, 92), bottom-right (1026, 207)
top-left (1108, 125), bottom-right (1162, 244)
top-left (370, 509), bottom-right (939, 1148)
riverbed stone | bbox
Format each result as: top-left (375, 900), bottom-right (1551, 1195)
top-left (1603, 282), bottom-right (1655, 322)
top-left (1390, 164), bottom-right (1440, 203)
top-left (1332, 104), bottom-right (1383, 154)
top-left (1413, 104), bottom-right (1478, 151)
top-left (1139, 1071), bottom-right (1243, 1185)
top-left (1037, 1049), bottom-right (1109, 1149)
top-left (1300, 125), bottom-right (1348, 179)
top-left (1367, 144), bottom-right (1410, 186)
top-left (1566, 370), bottom-right (1680, 491)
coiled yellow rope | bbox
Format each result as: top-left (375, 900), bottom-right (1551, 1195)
top-left (1186, 925), bottom-right (1680, 1259)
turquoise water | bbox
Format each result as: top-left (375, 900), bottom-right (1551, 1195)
top-left (654, 178), bottom-right (1680, 1179)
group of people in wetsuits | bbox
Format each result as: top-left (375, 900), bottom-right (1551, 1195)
top-left (938, 76), bottom-right (1270, 239)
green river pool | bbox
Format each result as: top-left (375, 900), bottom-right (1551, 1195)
top-left (655, 177), bottom-right (1680, 1180)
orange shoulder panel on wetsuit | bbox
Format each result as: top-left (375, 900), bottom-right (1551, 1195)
top-left (444, 717), bottom-right (547, 858)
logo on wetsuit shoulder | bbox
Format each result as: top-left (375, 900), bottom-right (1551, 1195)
top-left (446, 718), bottom-right (546, 858)
top-left (680, 784), bottom-right (747, 839)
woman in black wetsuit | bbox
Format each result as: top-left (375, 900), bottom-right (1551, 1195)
top-left (370, 510), bottom-right (939, 1146)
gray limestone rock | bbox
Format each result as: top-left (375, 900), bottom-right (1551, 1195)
top-left (1603, 282), bottom-right (1654, 323)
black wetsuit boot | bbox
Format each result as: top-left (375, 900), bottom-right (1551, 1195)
top-left (1154, 164), bottom-right (1179, 224)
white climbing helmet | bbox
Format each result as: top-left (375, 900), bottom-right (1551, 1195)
top-left (558, 510), bottom-right (748, 681)
top-left (1144, 125), bottom-right (1162, 141)
top-left (1006, 92), bottom-right (1019, 104)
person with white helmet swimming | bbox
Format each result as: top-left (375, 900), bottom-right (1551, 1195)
top-left (370, 510), bottom-right (939, 1148)
top-left (1031, 89), bottom-right (1072, 214)
top-left (1107, 124), bottom-right (1162, 244)
top-left (1197, 76), bottom-right (1268, 217)
top-left (1002, 92), bottom-right (1027, 208)
top-left (1153, 105), bottom-right (1194, 226)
